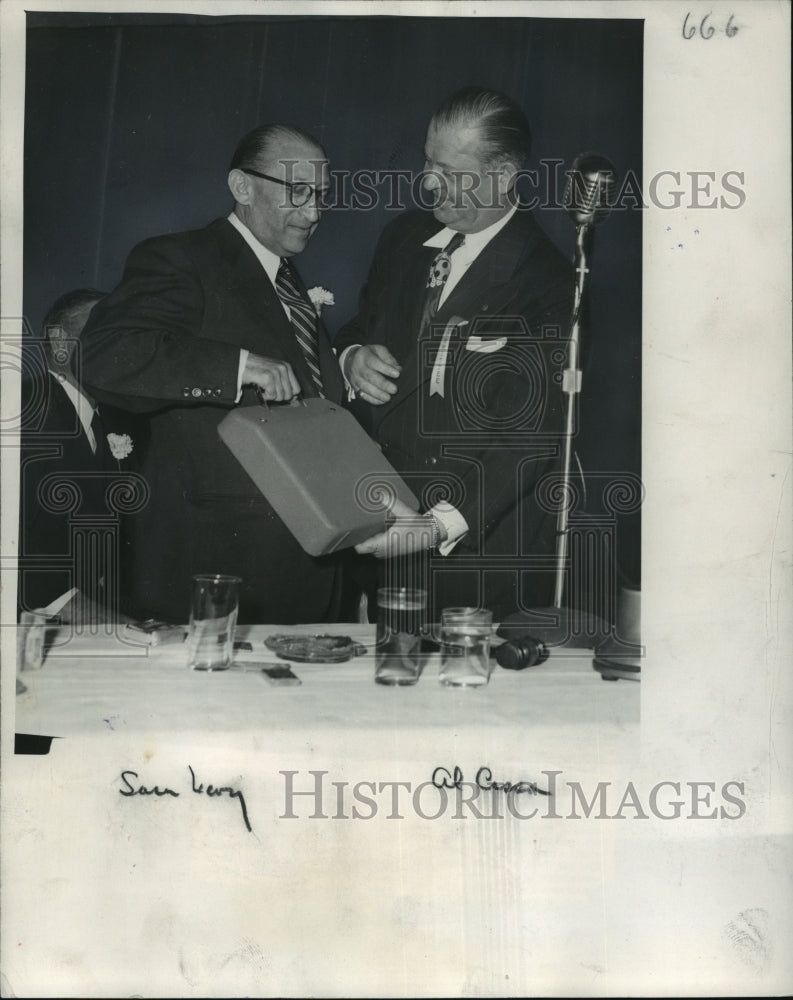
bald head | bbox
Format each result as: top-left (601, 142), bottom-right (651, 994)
top-left (229, 124), bottom-right (326, 173)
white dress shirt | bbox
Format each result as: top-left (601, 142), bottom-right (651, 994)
top-left (228, 210), bottom-right (283, 289)
top-left (421, 202), bottom-right (518, 306)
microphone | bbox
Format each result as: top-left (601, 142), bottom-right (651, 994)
top-left (495, 634), bottom-right (549, 671)
top-left (563, 153), bottom-right (616, 226)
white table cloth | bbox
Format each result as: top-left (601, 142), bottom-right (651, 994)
top-left (15, 623), bottom-right (639, 744)
top-left (5, 622), bottom-right (654, 998)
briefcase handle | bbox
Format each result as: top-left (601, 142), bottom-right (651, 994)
top-left (254, 390), bottom-right (307, 409)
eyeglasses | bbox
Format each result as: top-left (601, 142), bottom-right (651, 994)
top-left (240, 167), bottom-right (329, 209)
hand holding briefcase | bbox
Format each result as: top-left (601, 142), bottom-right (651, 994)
top-left (218, 398), bottom-right (419, 557)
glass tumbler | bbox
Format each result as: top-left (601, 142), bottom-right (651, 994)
top-left (374, 586), bottom-right (427, 686)
top-left (438, 607), bottom-right (494, 687)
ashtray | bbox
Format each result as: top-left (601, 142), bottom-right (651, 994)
top-left (264, 633), bottom-right (366, 663)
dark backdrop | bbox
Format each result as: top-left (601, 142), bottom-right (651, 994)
top-left (24, 12), bottom-right (643, 581)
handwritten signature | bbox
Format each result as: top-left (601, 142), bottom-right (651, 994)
top-left (431, 765), bottom-right (550, 796)
top-left (118, 766), bottom-right (252, 832)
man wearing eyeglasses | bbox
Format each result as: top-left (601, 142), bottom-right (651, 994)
top-left (81, 124), bottom-right (345, 624)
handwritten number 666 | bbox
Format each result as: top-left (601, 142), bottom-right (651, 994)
top-left (682, 13), bottom-right (738, 39)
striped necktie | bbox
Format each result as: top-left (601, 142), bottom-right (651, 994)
top-left (88, 405), bottom-right (103, 457)
top-left (275, 259), bottom-right (325, 397)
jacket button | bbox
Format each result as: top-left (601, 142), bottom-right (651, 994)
top-left (214, 388), bottom-right (223, 397)
top-left (427, 456), bottom-right (438, 466)
top-left (203, 387), bottom-right (212, 396)
top-left (191, 388), bottom-right (202, 398)
top-left (183, 388), bottom-right (191, 397)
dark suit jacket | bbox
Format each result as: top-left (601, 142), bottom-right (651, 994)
top-left (81, 217), bottom-right (345, 624)
top-left (18, 374), bottom-right (119, 612)
top-left (336, 208), bottom-right (573, 620)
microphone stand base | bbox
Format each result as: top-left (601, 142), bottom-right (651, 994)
top-left (497, 604), bottom-right (643, 681)
top-left (592, 656), bottom-right (641, 682)
top-left (497, 606), bottom-right (611, 649)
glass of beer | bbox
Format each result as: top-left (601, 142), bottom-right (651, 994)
top-left (374, 586), bottom-right (428, 686)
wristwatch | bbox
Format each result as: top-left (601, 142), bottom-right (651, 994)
top-left (426, 512), bottom-right (444, 550)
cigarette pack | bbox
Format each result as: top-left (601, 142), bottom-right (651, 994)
top-left (123, 620), bottom-right (186, 646)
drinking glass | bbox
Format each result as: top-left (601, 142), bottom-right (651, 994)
top-left (374, 586), bottom-right (427, 686)
top-left (187, 574), bottom-right (241, 670)
top-left (438, 607), bottom-right (493, 687)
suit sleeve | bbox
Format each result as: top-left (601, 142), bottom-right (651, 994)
top-left (82, 236), bottom-right (243, 413)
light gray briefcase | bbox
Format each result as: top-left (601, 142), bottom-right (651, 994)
top-left (218, 398), bottom-right (419, 556)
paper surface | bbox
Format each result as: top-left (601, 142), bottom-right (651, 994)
top-left (1, 1), bottom-right (791, 997)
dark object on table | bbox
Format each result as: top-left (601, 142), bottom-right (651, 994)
top-left (264, 633), bottom-right (366, 663)
top-left (497, 587), bottom-right (642, 681)
top-left (123, 619), bottom-right (186, 646)
top-left (497, 607), bottom-right (609, 649)
top-left (495, 635), bottom-right (549, 671)
top-left (261, 665), bottom-right (302, 686)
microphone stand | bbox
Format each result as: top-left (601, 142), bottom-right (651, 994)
top-left (498, 219), bottom-right (609, 649)
top-left (554, 221), bottom-right (588, 609)
top-left (498, 153), bottom-right (641, 660)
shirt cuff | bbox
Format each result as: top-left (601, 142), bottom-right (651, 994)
top-left (337, 344), bottom-right (361, 400)
top-left (430, 501), bottom-right (468, 556)
top-left (236, 349), bottom-right (249, 403)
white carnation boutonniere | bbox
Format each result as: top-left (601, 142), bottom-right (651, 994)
top-left (307, 286), bottom-right (335, 317)
top-left (107, 433), bottom-right (134, 469)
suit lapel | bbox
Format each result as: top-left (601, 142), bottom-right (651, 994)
top-left (438, 212), bottom-right (533, 324)
top-left (212, 220), bottom-right (340, 401)
top-left (49, 374), bottom-right (102, 463)
top-left (383, 218), bottom-right (440, 359)
top-left (404, 246), bottom-right (438, 356)
top-left (395, 212), bottom-right (539, 401)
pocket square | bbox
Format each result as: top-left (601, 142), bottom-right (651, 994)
top-left (465, 335), bottom-right (507, 354)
